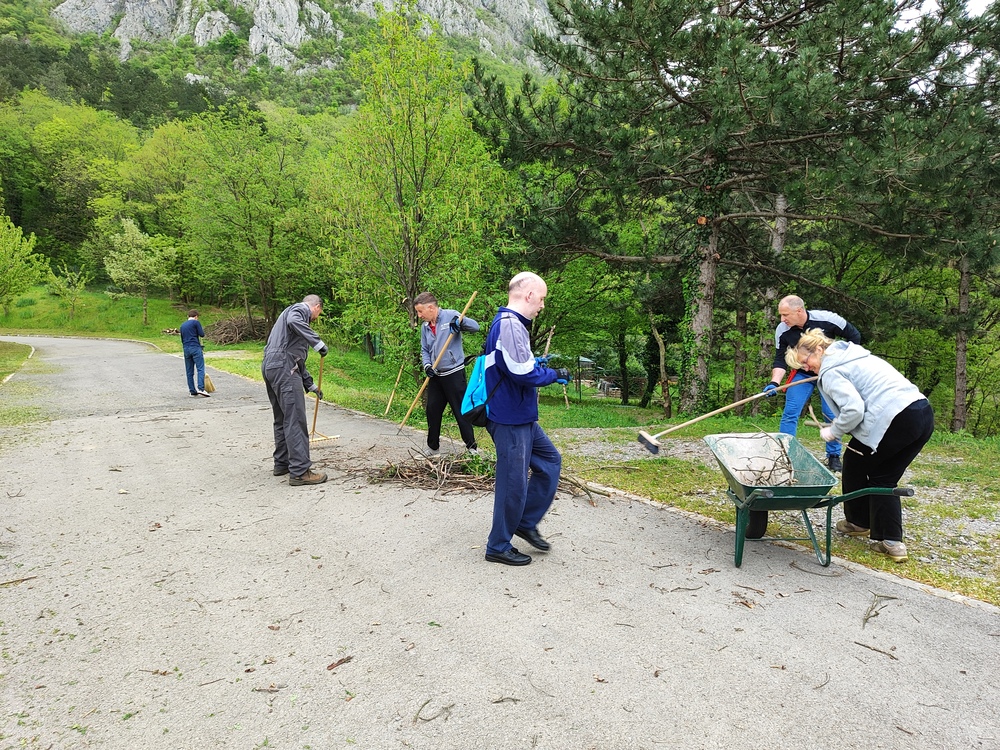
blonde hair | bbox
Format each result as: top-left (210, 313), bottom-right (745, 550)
top-left (786, 328), bottom-right (834, 370)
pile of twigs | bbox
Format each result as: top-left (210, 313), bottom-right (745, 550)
top-left (731, 433), bottom-right (796, 487)
top-left (205, 316), bottom-right (269, 345)
top-left (368, 450), bottom-right (606, 505)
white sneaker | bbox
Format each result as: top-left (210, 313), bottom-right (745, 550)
top-left (423, 446), bottom-right (440, 456)
top-left (466, 448), bottom-right (480, 456)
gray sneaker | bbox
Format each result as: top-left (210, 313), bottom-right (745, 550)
top-left (289, 470), bottom-right (327, 486)
top-left (872, 540), bottom-right (908, 562)
top-left (836, 519), bottom-right (870, 537)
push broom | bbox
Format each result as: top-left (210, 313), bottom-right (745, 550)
top-left (637, 376), bottom-right (818, 454)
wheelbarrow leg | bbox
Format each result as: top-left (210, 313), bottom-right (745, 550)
top-left (798, 508), bottom-right (831, 566)
top-left (734, 506), bottom-right (749, 567)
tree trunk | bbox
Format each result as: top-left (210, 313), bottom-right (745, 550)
top-left (681, 227), bottom-right (719, 412)
top-left (650, 314), bottom-right (672, 417)
top-left (142, 292), bottom-right (148, 326)
top-left (616, 328), bottom-right (630, 405)
top-left (751, 194), bottom-right (786, 416)
top-left (733, 302), bottom-right (748, 414)
top-left (952, 253), bottom-right (970, 432)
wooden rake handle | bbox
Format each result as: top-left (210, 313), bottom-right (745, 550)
top-left (647, 376), bottom-right (818, 441)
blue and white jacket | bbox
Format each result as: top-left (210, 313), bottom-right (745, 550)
top-left (484, 307), bottom-right (560, 425)
top-left (773, 310), bottom-right (861, 370)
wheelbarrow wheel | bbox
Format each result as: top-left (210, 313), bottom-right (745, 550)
top-left (746, 510), bottom-right (768, 539)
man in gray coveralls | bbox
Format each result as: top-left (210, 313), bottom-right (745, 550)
top-left (262, 294), bottom-right (329, 486)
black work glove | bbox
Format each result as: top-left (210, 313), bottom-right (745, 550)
top-left (449, 316), bottom-right (462, 334)
top-left (309, 385), bottom-right (324, 400)
top-left (554, 368), bottom-right (571, 383)
top-left (423, 364), bottom-right (437, 377)
top-left (318, 344), bottom-right (329, 357)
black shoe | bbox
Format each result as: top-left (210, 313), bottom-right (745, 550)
top-left (273, 466), bottom-right (289, 476)
top-left (514, 527), bottom-right (550, 552)
top-left (485, 547), bottom-right (531, 566)
top-left (827, 454), bottom-right (843, 472)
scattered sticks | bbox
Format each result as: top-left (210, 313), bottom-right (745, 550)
top-left (366, 451), bottom-right (605, 504)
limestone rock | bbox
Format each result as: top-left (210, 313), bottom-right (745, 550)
top-left (51, 0), bottom-right (550, 67)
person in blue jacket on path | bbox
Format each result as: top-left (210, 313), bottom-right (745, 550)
top-left (482, 272), bottom-right (571, 566)
top-left (180, 310), bottom-right (209, 397)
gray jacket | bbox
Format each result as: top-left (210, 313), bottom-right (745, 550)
top-left (421, 308), bottom-right (480, 377)
top-left (818, 341), bottom-right (925, 451)
top-left (262, 302), bottom-right (326, 390)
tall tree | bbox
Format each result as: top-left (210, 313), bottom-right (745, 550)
top-left (473, 0), bottom-right (985, 411)
top-left (104, 218), bottom-right (175, 325)
top-left (314, 7), bottom-right (515, 360)
top-left (181, 101), bottom-right (323, 328)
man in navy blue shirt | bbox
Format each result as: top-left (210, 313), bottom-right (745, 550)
top-left (764, 295), bottom-right (862, 472)
top-left (482, 272), bottom-right (570, 566)
top-left (180, 310), bottom-right (209, 397)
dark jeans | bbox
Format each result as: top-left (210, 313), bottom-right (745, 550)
top-left (842, 400), bottom-right (934, 542)
top-left (184, 346), bottom-right (205, 394)
top-left (485, 421), bottom-right (561, 554)
top-left (426, 369), bottom-right (477, 450)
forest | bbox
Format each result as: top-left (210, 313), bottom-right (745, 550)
top-left (1, 0), bottom-right (999, 435)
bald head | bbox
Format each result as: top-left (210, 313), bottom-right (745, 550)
top-left (777, 295), bottom-right (807, 328)
top-left (507, 272), bottom-right (548, 320)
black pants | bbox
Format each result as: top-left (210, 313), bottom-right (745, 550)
top-left (426, 369), bottom-right (477, 450)
top-left (842, 400), bottom-right (934, 542)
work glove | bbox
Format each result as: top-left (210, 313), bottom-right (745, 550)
top-left (819, 426), bottom-right (836, 443)
top-left (310, 385), bottom-right (324, 400)
top-left (535, 354), bottom-right (553, 366)
top-left (449, 316), bottom-right (462, 334)
top-left (318, 344), bottom-right (329, 357)
top-left (423, 363), bottom-right (437, 378)
top-left (554, 368), bottom-right (571, 384)
top-left (763, 381), bottom-right (779, 398)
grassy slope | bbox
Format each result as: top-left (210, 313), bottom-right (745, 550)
top-left (3, 287), bottom-right (998, 606)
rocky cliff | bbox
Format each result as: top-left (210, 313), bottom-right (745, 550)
top-left (52, 0), bottom-right (554, 66)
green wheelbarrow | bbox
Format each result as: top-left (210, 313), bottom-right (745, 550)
top-left (703, 433), bottom-right (914, 567)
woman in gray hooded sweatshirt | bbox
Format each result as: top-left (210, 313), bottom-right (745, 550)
top-left (786, 330), bottom-right (934, 563)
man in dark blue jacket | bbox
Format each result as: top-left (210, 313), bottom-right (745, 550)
top-left (180, 310), bottom-right (208, 397)
top-left (764, 295), bottom-right (862, 472)
top-left (482, 272), bottom-right (570, 566)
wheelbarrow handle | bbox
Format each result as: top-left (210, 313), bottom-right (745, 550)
top-left (647, 376), bottom-right (818, 441)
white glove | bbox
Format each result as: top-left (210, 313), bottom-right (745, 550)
top-left (819, 426), bottom-right (836, 443)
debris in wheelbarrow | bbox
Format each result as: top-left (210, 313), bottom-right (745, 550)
top-left (703, 433), bottom-right (913, 567)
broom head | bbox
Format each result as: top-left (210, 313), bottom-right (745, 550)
top-left (637, 430), bottom-right (661, 454)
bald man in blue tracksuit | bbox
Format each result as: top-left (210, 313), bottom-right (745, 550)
top-left (482, 272), bottom-right (571, 567)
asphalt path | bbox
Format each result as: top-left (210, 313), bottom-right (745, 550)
top-left (1, 335), bottom-right (998, 749)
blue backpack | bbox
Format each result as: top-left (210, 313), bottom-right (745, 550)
top-left (461, 321), bottom-right (504, 427)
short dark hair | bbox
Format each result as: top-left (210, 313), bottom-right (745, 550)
top-left (413, 292), bottom-right (437, 307)
top-left (188, 310), bottom-right (199, 318)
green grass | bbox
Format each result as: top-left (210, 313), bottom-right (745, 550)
top-left (2, 287), bottom-right (998, 606)
top-left (0, 341), bottom-right (32, 381)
